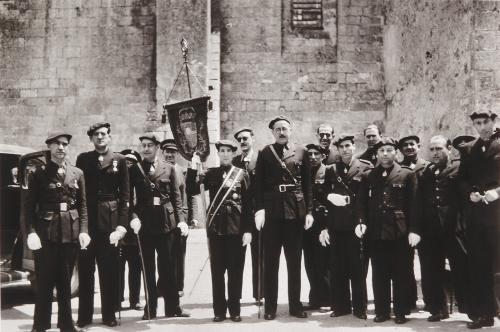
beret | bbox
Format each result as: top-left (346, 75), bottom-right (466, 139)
top-left (334, 134), bottom-right (355, 146)
top-left (233, 127), bottom-right (254, 139)
top-left (87, 122), bottom-right (110, 137)
top-left (451, 135), bottom-right (475, 150)
top-left (305, 143), bottom-right (322, 151)
top-left (398, 135), bottom-right (420, 148)
top-left (160, 139), bottom-right (177, 151)
top-left (374, 137), bottom-right (398, 151)
top-left (268, 115), bottom-right (291, 129)
top-left (120, 149), bottom-right (142, 163)
top-left (470, 110), bottom-right (497, 120)
top-left (215, 139), bottom-right (238, 152)
top-left (139, 133), bottom-right (161, 145)
top-left (45, 131), bottom-right (72, 144)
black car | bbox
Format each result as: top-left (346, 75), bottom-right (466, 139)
top-left (0, 145), bottom-right (79, 297)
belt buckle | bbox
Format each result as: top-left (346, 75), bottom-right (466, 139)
top-left (60, 202), bottom-right (68, 212)
top-left (279, 184), bottom-right (286, 192)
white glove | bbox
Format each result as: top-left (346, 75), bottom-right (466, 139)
top-left (178, 221), bottom-right (189, 236)
top-left (79, 233), bottom-right (91, 249)
top-left (130, 218), bottom-right (141, 234)
top-left (408, 232), bottom-right (421, 247)
top-left (255, 209), bottom-right (265, 231)
top-left (319, 229), bottom-right (330, 247)
top-left (469, 192), bottom-right (482, 203)
top-left (327, 193), bottom-right (348, 207)
top-left (304, 214), bottom-right (314, 230)
top-left (484, 189), bottom-right (499, 202)
top-left (354, 224), bottom-right (367, 238)
top-left (191, 219), bottom-right (199, 227)
top-left (27, 232), bottom-right (42, 251)
top-left (242, 232), bottom-right (252, 246)
top-left (109, 226), bottom-right (127, 247)
top-left (190, 154), bottom-right (201, 170)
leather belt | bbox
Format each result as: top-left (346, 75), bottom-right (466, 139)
top-left (276, 184), bottom-right (296, 193)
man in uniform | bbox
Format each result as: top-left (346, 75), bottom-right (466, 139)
top-left (231, 127), bottom-right (263, 303)
top-left (27, 132), bottom-right (90, 332)
top-left (128, 133), bottom-right (189, 320)
top-left (452, 135), bottom-right (476, 159)
top-left (76, 123), bottom-right (130, 328)
top-left (458, 110), bottom-right (500, 329)
top-left (418, 136), bottom-right (471, 322)
top-left (357, 124), bottom-right (382, 165)
top-left (303, 144), bottom-right (331, 310)
top-left (355, 137), bottom-right (421, 324)
top-left (118, 149), bottom-right (143, 311)
top-left (398, 135), bottom-right (429, 310)
top-left (318, 134), bottom-right (372, 319)
top-left (159, 139), bottom-right (198, 297)
top-left (316, 123), bottom-right (339, 165)
top-left (254, 115), bottom-right (314, 320)
top-left (187, 140), bottom-right (252, 322)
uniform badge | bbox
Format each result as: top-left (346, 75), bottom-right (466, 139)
top-left (410, 163), bottom-right (415, 170)
top-left (98, 155), bottom-right (104, 162)
top-left (482, 146), bottom-right (486, 152)
top-left (382, 170), bottom-right (387, 177)
top-left (149, 165), bottom-right (155, 175)
top-left (74, 179), bottom-right (79, 189)
top-left (112, 160), bottom-right (118, 172)
top-left (56, 182), bottom-right (62, 188)
top-left (57, 167), bottom-right (65, 176)
top-left (150, 183), bottom-right (156, 189)
top-left (344, 168), bottom-right (348, 174)
top-left (434, 169), bottom-right (440, 176)
top-left (369, 189), bottom-right (372, 197)
top-left (232, 193), bottom-right (239, 200)
top-left (41, 165), bottom-right (45, 170)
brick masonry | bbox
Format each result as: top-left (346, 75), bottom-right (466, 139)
top-left (0, 0), bottom-right (499, 162)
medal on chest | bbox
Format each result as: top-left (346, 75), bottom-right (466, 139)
top-left (98, 155), bottom-right (104, 162)
top-left (57, 167), bottom-right (65, 176)
top-left (382, 170), bottom-right (387, 177)
top-left (112, 160), bottom-right (118, 173)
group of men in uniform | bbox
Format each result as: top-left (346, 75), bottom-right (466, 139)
top-left (25, 109), bottom-right (499, 331)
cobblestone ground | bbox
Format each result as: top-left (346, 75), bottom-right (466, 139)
top-left (2, 229), bottom-right (498, 331)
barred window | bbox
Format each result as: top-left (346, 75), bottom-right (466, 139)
top-left (291, 0), bottom-right (323, 29)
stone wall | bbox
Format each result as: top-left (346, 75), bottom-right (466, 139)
top-left (0, 0), bottom-right (157, 160)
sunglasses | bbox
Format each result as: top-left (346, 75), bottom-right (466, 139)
top-left (237, 136), bottom-right (250, 142)
top-left (319, 133), bottom-right (332, 138)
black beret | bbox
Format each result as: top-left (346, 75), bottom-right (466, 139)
top-left (120, 149), bottom-right (142, 163)
top-left (470, 110), bottom-right (497, 121)
top-left (45, 131), bottom-right (72, 144)
top-left (305, 143), bottom-right (322, 151)
top-left (139, 133), bottom-right (161, 145)
top-left (87, 122), bottom-right (110, 137)
top-left (268, 115), bottom-right (291, 129)
top-left (160, 139), bottom-right (177, 151)
top-left (374, 137), bottom-right (398, 151)
top-left (215, 139), bottom-right (238, 152)
top-left (398, 135), bottom-right (420, 148)
top-left (334, 134), bottom-right (355, 146)
top-left (451, 135), bottom-right (475, 150)
top-left (233, 127), bottom-right (254, 139)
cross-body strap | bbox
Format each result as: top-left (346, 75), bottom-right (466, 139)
top-left (136, 162), bottom-right (168, 200)
top-left (269, 145), bottom-right (299, 185)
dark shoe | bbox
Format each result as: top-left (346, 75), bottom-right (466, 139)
top-left (428, 313), bottom-right (442, 322)
top-left (230, 315), bottom-right (242, 322)
top-left (165, 309), bottom-right (190, 318)
top-left (213, 315), bottom-right (226, 322)
top-left (330, 310), bottom-right (350, 317)
top-left (395, 315), bottom-right (408, 324)
top-left (31, 329), bottom-right (46, 332)
top-left (303, 304), bottom-right (320, 310)
top-left (103, 319), bottom-right (118, 327)
top-left (264, 313), bottom-right (276, 320)
top-left (142, 313), bottom-right (156, 320)
top-left (76, 321), bottom-right (91, 328)
top-left (130, 303), bottom-right (144, 310)
top-left (467, 316), bottom-right (494, 329)
top-left (374, 315), bottom-right (390, 323)
top-left (290, 311), bottom-right (308, 318)
top-left (60, 327), bottom-right (79, 332)
top-left (354, 312), bottom-right (367, 320)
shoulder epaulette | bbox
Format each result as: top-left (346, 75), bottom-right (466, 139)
top-left (358, 159), bottom-right (373, 168)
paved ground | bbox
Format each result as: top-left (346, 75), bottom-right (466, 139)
top-left (1, 229), bottom-right (498, 331)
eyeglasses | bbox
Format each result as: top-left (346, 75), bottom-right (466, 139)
top-left (319, 133), bottom-right (332, 138)
top-left (237, 136), bottom-right (250, 142)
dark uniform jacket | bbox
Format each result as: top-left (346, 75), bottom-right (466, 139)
top-left (357, 163), bottom-right (421, 240)
top-left (25, 161), bottom-right (88, 243)
top-left (323, 158), bottom-right (373, 231)
top-left (186, 166), bottom-right (252, 235)
top-left (311, 163), bottom-right (329, 226)
top-left (175, 164), bottom-right (198, 224)
top-left (419, 161), bottom-right (460, 234)
top-left (254, 143), bottom-right (313, 221)
top-left (357, 147), bottom-right (378, 165)
top-left (323, 146), bottom-right (340, 165)
top-left (458, 137), bottom-right (500, 226)
top-left (129, 158), bottom-right (184, 235)
top-left (233, 150), bottom-right (260, 220)
top-left (399, 157), bottom-right (429, 177)
top-left (76, 150), bottom-right (129, 235)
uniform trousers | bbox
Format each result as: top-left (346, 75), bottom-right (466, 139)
top-left (263, 218), bottom-right (303, 315)
top-left (208, 234), bottom-right (246, 317)
top-left (370, 237), bottom-right (413, 317)
top-left (78, 232), bottom-right (119, 324)
top-left (329, 231), bottom-right (366, 315)
top-left (303, 223), bottom-right (330, 307)
top-left (119, 244), bottom-right (141, 306)
top-left (33, 242), bottom-right (77, 331)
top-left (250, 228), bottom-right (265, 300)
top-left (142, 231), bottom-right (179, 316)
top-left (174, 229), bottom-right (187, 292)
